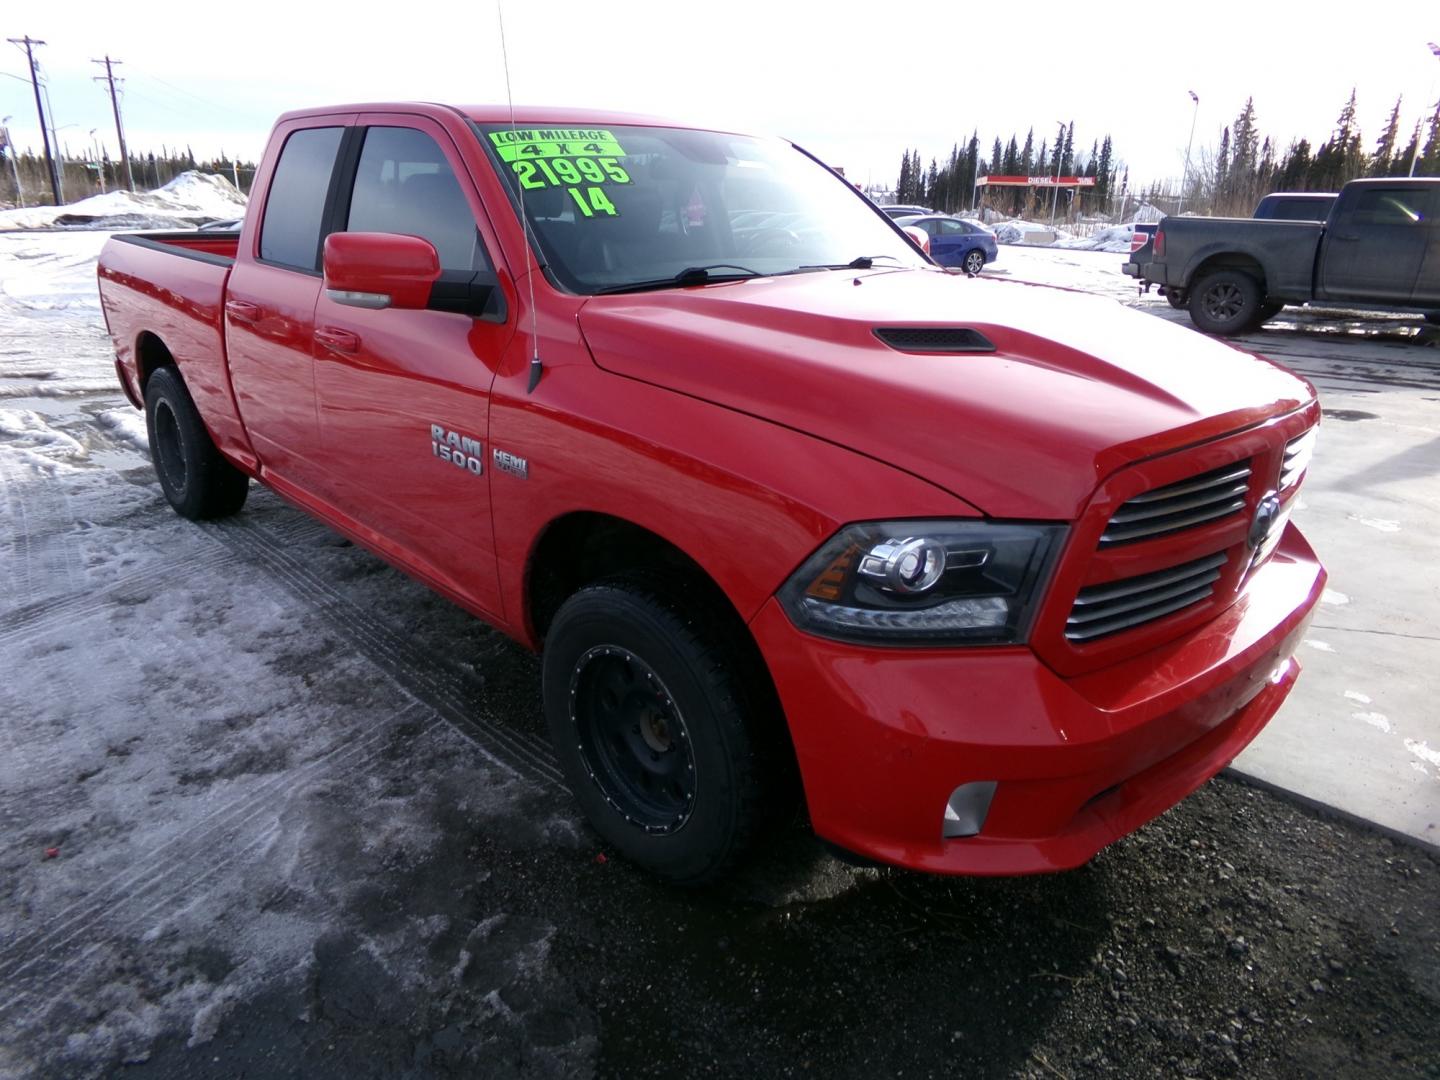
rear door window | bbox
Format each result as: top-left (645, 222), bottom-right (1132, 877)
top-left (259, 126), bottom-right (344, 271)
top-left (1344, 188), bottom-right (1433, 227)
top-left (345, 127), bottom-right (490, 272)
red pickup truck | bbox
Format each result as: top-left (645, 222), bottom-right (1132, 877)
top-left (98, 103), bottom-right (1326, 883)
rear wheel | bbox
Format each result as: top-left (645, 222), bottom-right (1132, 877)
top-left (542, 577), bottom-right (768, 884)
top-left (1163, 287), bottom-right (1187, 309)
top-left (144, 366), bottom-right (249, 520)
top-left (1188, 269), bottom-right (1265, 336)
top-left (962, 248), bottom-right (986, 275)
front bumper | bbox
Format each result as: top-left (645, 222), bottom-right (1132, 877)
top-left (751, 523), bottom-right (1325, 875)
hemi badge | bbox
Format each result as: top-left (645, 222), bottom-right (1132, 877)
top-left (493, 448), bottom-right (529, 478)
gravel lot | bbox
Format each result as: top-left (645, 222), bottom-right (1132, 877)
top-left (1, 234), bottom-right (1437, 1079)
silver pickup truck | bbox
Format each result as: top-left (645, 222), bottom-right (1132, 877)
top-left (1125, 178), bottom-right (1440, 335)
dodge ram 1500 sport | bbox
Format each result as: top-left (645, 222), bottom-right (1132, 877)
top-left (98, 103), bottom-right (1326, 883)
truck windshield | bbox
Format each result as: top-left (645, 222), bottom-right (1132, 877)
top-left (478, 123), bottom-right (927, 293)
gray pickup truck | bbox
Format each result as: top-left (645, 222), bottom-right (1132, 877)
top-left (1124, 178), bottom-right (1440, 335)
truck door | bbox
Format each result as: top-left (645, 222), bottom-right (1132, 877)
top-left (225, 120), bottom-right (352, 489)
top-left (1318, 185), bottom-right (1434, 304)
top-left (311, 118), bottom-right (512, 620)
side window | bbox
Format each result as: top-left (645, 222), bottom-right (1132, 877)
top-left (346, 127), bottom-right (490, 272)
top-left (259, 126), bottom-right (343, 271)
top-left (1344, 188), bottom-right (1432, 227)
top-left (937, 219), bottom-right (966, 235)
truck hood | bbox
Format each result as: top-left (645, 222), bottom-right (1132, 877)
top-left (576, 268), bottom-right (1314, 519)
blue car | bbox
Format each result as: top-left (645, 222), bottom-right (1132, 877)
top-left (897, 215), bottom-right (998, 274)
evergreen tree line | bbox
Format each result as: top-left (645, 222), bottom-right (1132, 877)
top-left (895, 88), bottom-right (1440, 222)
top-left (893, 120), bottom-right (1120, 220)
top-left (0, 146), bottom-right (256, 208)
top-left (1195, 89), bottom-right (1440, 217)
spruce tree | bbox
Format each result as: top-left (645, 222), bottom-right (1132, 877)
top-left (1370, 96), bottom-right (1402, 177)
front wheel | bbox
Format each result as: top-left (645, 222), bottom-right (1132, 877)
top-left (144, 366), bottom-right (249, 520)
top-left (1188, 269), bottom-right (1265, 336)
top-left (542, 577), bottom-right (767, 884)
top-left (962, 249), bottom-right (986, 275)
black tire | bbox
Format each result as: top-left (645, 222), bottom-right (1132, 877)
top-left (542, 577), bottom-right (767, 884)
top-left (1188, 269), bottom-right (1265, 336)
top-left (1424, 312), bottom-right (1440, 326)
top-left (962, 248), bottom-right (985, 275)
top-left (143, 366), bottom-right (249, 520)
top-left (1163, 287), bottom-right (1187, 309)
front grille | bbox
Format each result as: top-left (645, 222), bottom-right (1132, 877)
top-left (1099, 460), bottom-right (1252, 546)
top-left (1066, 552), bottom-right (1228, 642)
top-left (1280, 429), bottom-right (1315, 490)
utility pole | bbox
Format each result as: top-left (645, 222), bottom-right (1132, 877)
top-left (7, 36), bottom-right (62, 206)
top-left (93, 55), bottom-right (136, 191)
top-left (1177, 90), bottom-right (1199, 216)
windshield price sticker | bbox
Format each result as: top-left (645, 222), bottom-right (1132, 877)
top-left (490, 128), bottom-right (626, 162)
top-left (512, 156), bottom-right (631, 191)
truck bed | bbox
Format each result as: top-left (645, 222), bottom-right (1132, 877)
top-left (97, 230), bottom-right (254, 468)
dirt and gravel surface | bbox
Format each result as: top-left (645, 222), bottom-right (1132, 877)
top-left (1, 233), bottom-right (1437, 1079)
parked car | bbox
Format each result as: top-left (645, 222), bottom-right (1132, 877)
top-left (880, 204), bottom-right (933, 219)
top-left (98, 102), bottom-right (1324, 883)
top-left (1253, 192), bottom-right (1338, 222)
top-left (897, 214), bottom-right (998, 273)
top-left (1124, 178), bottom-right (1440, 334)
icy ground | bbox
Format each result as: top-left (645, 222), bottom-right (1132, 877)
top-left (0, 230), bottom-right (592, 1077)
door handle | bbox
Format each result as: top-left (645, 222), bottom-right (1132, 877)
top-left (313, 326), bottom-right (361, 354)
top-left (225, 299), bottom-right (260, 322)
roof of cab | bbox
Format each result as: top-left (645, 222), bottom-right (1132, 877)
top-left (272, 102), bottom-right (747, 135)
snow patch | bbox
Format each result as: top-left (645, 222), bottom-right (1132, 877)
top-left (1055, 224), bottom-right (1143, 253)
top-left (1303, 639), bottom-right (1335, 652)
top-left (1354, 712), bottom-right (1391, 734)
top-left (0, 171), bottom-right (246, 232)
top-left (95, 408), bottom-right (150, 454)
top-left (1349, 515), bottom-right (1401, 533)
top-left (1343, 690), bottom-right (1372, 705)
top-left (1321, 589), bottom-right (1350, 606)
top-left (1404, 739), bottom-right (1440, 768)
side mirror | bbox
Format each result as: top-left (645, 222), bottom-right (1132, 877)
top-left (323, 232), bottom-right (440, 310)
top-left (901, 224), bottom-right (932, 256)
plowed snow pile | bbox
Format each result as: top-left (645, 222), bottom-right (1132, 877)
top-left (0, 171), bottom-right (245, 231)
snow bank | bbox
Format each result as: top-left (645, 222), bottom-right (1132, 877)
top-left (991, 219), bottom-right (1074, 246)
top-left (1055, 224), bottom-right (1141, 253)
top-left (0, 171), bottom-right (246, 231)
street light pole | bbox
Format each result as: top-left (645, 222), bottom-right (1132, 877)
top-left (1177, 90), bottom-right (1199, 216)
top-left (1408, 42), bottom-right (1440, 177)
top-left (1, 115), bottom-right (23, 207)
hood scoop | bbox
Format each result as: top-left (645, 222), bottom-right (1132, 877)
top-left (873, 327), bottom-right (996, 354)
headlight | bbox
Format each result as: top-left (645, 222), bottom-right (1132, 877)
top-left (778, 520), bottom-right (1065, 646)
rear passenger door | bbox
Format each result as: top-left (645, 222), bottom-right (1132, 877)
top-left (311, 116), bottom-right (513, 620)
top-left (226, 117), bottom-right (353, 489)
top-left (1318, 185), bottom-right (1434, 303)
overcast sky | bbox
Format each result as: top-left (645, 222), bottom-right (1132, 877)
top-left (3, 0), bottom-right (1438, 191)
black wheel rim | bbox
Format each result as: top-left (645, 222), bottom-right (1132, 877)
top-left (570, 645), bottom-right (696, 834)
top-left (1202, 282), bottom-right (1244, 322)
top-left (153, 399), bottom-right (188, 497)
top-left (965, 251), bottom-right (984, 273)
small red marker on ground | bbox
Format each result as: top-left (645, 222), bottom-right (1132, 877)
top-left (594, 852), bottom-right (608, 865)
top-left (44, 847), bottom-right (60, 860)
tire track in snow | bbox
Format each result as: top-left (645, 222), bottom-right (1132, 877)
top-left (0, 705), bottom-right (436, 1000)
top-left (0, 547), bottom-right (234, 648)
top-left (207, 516), bottom-right (566, 791)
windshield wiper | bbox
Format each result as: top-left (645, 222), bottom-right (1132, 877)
top-left (592, 264), bottom-right (764, 295)
top-left (790, 254), bottom-right (908, 272)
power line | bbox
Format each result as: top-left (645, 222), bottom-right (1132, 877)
top-left (93, 55), bottom-right (135, 191)
top-left (6, 35), bottom-right (60, 204)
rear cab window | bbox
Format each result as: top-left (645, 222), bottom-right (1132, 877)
top-left (258, 126), bottom-right (344, 272)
